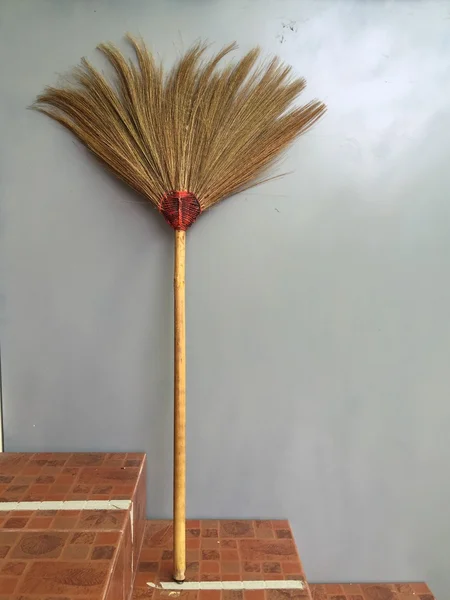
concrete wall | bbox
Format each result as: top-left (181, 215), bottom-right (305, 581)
top-left (1, 1), bottom-right (450, 597)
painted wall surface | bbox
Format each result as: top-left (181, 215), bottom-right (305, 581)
top-left (1, 1), bottom-right (449, 597)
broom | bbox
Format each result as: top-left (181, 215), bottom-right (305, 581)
top-left (33, 35), bottom-right (326, 582)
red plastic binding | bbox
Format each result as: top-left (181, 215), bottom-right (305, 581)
top-left (159, 191), bottom-right (201, 231)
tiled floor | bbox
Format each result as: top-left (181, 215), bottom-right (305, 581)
top-left (0, 452), bottom-right (146, 600)
top-left (131, 522), bottom-right (436, 600)
top-left (0, 454), bottom-right (435, 600)
top-left (0, 452), bottom-right (144, 502)
top-left (132, 520), bottom-right (309, 599)
top-left (310, 583), bottom-right (435, 600)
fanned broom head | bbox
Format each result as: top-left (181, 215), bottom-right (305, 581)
top-left (33, 35), bottom-right (326, 230)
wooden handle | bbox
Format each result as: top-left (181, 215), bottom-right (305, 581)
top-left (173, 229), bottom-right (186, 582)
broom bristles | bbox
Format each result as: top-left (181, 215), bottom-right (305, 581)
top-left (33, 35), bottom-right (326, 228)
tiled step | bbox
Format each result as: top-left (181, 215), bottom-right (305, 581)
top-left (132, 519), bottom-right (311, 599)
top-left (0, 452), bottom-right (146, 599)
top-left (0, 454), bottom-right (435, 600)
top-left (310, 583), bottom-right (435, 599)
top-left (131, 521), bottom-right (436, 600)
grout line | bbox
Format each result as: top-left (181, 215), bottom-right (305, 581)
top-left (149, 580), bottom-right (305, 591)
top-left (0, 499), bottom-right (132, 511)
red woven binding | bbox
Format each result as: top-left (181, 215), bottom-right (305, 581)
top-left (159, 191), bottom-right (201, 231)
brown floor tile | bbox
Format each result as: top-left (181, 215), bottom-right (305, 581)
top-left (133, 520), bottom-right (311, 588)
top-left (244, 591), bottom-right (265, 600)
top-left (410, 583), bottom-right (431, 593)
top-left (62, 543), bottom-right (91, 559)
top-left (340, 584), bottom-right (362, 594)
top-left (221, 561), bottom-right (241, 574)
top-left (188, 520), bottom-right (201, 528)
top-left (201, 560), bottom-right (220, 574)
top-left (67, 453), bottom-right (106, 467)
top-left (221, 549), bottom-right (240, 561)
top-left (0, 560), bottom-right (27, 575)
top-left (1, 459), bottom-right (435, 600)
top-left (188, 549), bottom-right (200, 562)
top-left (309, 583), bottom-right (436, 600)
top-left (71, 531), bottom-right (96, 545)
top-left (11, 531), bottom-right (69, 559)
top-left (188, 528), bottom-right (201, 538)
top-left (239, 540), bottom-right (298, 562)
top-left (96, 531), bottom-right (121, 545)
top-left (282, 562), bottom-right (303, 575)
top-left (276, 530), bottom-right (292, 539)
top-left (203, 549), bottom-right (220, 560)
top-left (52, 515), bottom-right (80, 529)
top-left (244, 562), bottom-right (261, 573)
top-left (220, 521), bottom-right (255, 538)
top-left (263, 562), bottom-right (282, 574)
top-left (77, 510), bottom-right (127, 530)
top-left (0, 452), bottom-right (146, 600)
top-left (221, 539), bottom-right (238, 549)
top-left (223, 591), bottom-right (244, 600)
top-left (272, 521), bottom-right (290, 529)
top-left (322, 584), bottom-right (344, 594)
top-left (200, 591), bottom-right (221, 600)
top-left (19, 560), bottom-right (109, 593)
top-left (203, 528), bottom-right (219, 538)
top-left (27, 516), bottom-right (54, 529)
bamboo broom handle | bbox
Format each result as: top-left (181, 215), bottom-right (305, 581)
top-left (173, 229), bottom-right (186, 582)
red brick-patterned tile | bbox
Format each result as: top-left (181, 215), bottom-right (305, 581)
top-left (0, 560), bottom-right (27, 575)
top-left (221, 561), bottom-right (241, 574)
top-left (282, 561), bottom-right (302, 575)
top-left (199, 590), bottom-right (221, 600)
top-left (267, 591), bottom-right (308, 600)
top-left (239, 540), bottom-right (298, 562)
top-left (18, 560), bottom-right (109, 594)
top-left (244, 591), bottom-right (265, 600)
top-left (221, 549), bottom-right (239, 561)
top-left (3, 518), bottom-right (28, 529)
top-left (410, 583), bottom-right (431, 594)
top-left (201, 560), bottom-right (220, 574)
top-left (243, 561), bottom-right (261, 573)
top-left (220, 521), bottom-right (255, 538)
top-left (0, 576), bottom-right (17, 593)
top-left (203, 549), bottom-right (220, 560)
top-left (96, 531), bottom-right (121, 545)
top-left (62, 543), bottom-right (91, 560)
top-left (203, 528), bottom-right (219, 538)
top-left (187, 520), bottom-right (201, 528)
top-left (220, 540), bottom-right (237, 550)
top-left (77, 510), bottom-right (126, 530)
top-left (11, 531), bottom-right (69, 559)
top-left (223, 591), bottom-right (244, 600)
top-left (202, 538), bottom-right (219, 549)
top-left (27, 516), bottom-right (54, 529)
top-left (309, 582), bottom-right (435, 600)
top-left (188, 528), bottom-right (201, 538)
top-left (272, 521), bottom-right (290, 529)
top-left (263, 562), bottom-right (281, 574)
top-left (340, 583), bottom-right (362, 593)
top-left (0, 452), bottom-right (146, 600)
top-left (275, 530), bottom-right (292, 539)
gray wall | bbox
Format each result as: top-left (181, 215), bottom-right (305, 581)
top-left (1, 0), bottom-right (449, 597)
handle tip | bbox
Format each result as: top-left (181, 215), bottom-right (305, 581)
top-left (173, 571), bottom-right (186, 583)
